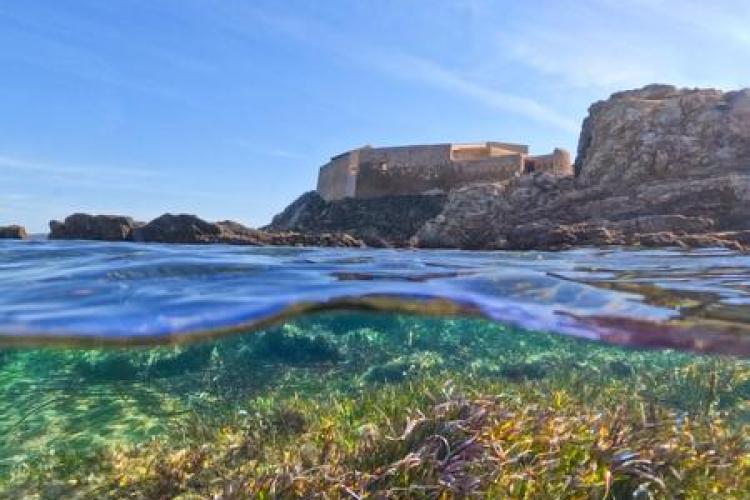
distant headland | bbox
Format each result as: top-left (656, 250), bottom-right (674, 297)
top-left (2, 84), bottom-right (749, 252)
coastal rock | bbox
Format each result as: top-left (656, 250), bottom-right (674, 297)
top-left (135, 213), bottom-right (364, 247)
top-left (267, 191), bottom-right (446, 247)
top-left (135, 213), bottom-right (222, 243)
top-left (268, 191), bottom-right (329, 232)
top-left (254, 231), bottom-right (363, 247)
top-left (575, 84), bottom-right (750, 186)
top-left (43, 84), bottom-right (750, 251)
top-left (414, 183), bottom-right (511, 249)
top-left (214, 218), bottom-right (363, 247)
top-left (415, 84), bottom-right (750, 251)
top-left (0, 225), bottom-right (28, 239)
top-left (47, 212), bottom-right (364, 247)
top-left (49, 214), bottom-right (141, 241)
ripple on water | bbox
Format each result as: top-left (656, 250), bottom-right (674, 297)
top-left (0, 241), bottom-right (750, 355)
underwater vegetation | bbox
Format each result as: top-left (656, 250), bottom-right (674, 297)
top-left (1, 313), bottom-right (750, 498)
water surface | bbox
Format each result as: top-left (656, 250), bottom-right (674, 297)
top-left (2, 240), bottom-right (750, 354)
top-left (1, 241), bottom-right (750, 497)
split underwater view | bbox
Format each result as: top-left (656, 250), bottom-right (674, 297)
top-left (4, 0), bottom-right (750, 498)
top-left (2, 241), bottom-right (750, 498)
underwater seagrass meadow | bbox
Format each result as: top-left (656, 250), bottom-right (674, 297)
top-left (2, 312), bottom-right (750, 499)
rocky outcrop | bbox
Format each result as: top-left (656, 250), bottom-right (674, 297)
top-left (415, 84), bottom-right (750, 251)
top-left (134, 214), bottom-right (221, 244)
top-left (48, 212), bottom-right (363, 247)
top-left (267, 191), bottom-right (446, 247)
top-left (49, 214), bottom-right (142, 241)
top-left (575, 84), bottom-right (750, 186)
top-left (41, 84), bottom-right (750, 251)
top-left (269, 191), bottom-right (329, 231)
top-left (135, 213), bottom-right (363, 247)
top-left (0, 225), bottom-right (28, 239)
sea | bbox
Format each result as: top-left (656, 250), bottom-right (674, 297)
top-left (1, 239), bottom-right (750, 498)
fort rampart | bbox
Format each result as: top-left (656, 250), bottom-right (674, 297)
top-left (317, 142), bottom-right (572, 201)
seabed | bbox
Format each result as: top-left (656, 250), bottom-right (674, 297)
top-left (1, 313), bottom-right (750, 498)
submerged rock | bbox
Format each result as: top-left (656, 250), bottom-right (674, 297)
top-left (74, 353), bottom-right (140, 381)
top-left (609, 360), bottom-right (635, 378)
top-left (49, 214), bottom-right (141, 241)
top-left (0, 225), bottom-right (28, 239)
top-left (270, 407), bottom-right (308, 435)
top-left (498, 361), bottom-right (548, 381)
top-left (252, 327), bottom-right (342, 364)
top-left (73, 345), bottom-right (215, 381)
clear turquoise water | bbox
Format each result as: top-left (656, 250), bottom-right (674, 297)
top-left (2, 241), bottom-right (750, 497)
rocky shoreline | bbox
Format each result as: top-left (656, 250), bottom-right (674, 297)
top-left (3, 84), bottom-right (749, 251)
top-left (47, 213), bottom-right (363, 247)
top-left (272, 84), bottom-right (750, 252)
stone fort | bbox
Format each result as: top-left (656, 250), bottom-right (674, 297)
top-left (316, 142), bottom-right (573, 201)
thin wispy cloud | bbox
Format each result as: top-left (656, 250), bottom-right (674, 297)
top-left (226, 139), bottom-right (308, 160)
top-left (492, 0), bottom-right (750, 92)
top-left (0, 153), bottom-right (252, 204)
top-left (373, 52), bottom-right (579, 133)
top-left (496, 29), bottom-right (666, 91)
top-left (265, 149), bottom-right (306, 160)
top-left (0, 4), bottom-right (217, 107)
top-left (622, 0), bottom-right (750, 48)
top-left (0, 154), bottom-right (159, 179)
top-left (240, 6), bottom-right (578, 133)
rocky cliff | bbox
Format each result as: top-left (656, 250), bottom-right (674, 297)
top-left (415, 84), bottom-right (750, 251)
top-left (266, 192), bottom-right (447, 247)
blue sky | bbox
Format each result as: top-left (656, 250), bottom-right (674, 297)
top-left (2, 1), bottom-right (749, 232)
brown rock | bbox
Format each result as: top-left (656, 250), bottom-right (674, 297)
top-left (609, 215), bottom-right (714, 235)
top-left (575, 84), bottom-right (750, 186)
top-left (49, 214), bottom-right (141, 241)
top-left (135, 214), bottom-right (222, 243)
top-left (267, 191), bottom-right (446, 247)
top-left (134, 213), bottom-right (363, 247)
top-left (0, 225), bottom-right (28, 239)
top-left (414, 84), bottom-right (750, 251)
top-left (45, 212), bottom-right (364, 248)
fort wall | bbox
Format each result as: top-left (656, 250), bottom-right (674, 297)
top-left (358, 144), bottom-right (452, 168)
top-left (355, 154), bottom-right (523, 198)
top-left (317, 150), bottom-right (360, 200)
top-left (316, 142), bottom-right (572, 201)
